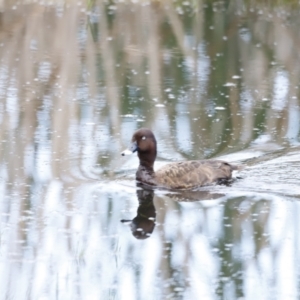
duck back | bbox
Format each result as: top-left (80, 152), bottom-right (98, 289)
top-left (154, 160), bottom-right (239, 190)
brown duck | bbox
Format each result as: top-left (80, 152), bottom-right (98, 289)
top-left (121, 128), bottom-right (242, 190)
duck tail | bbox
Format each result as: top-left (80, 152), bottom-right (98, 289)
top-left (231, 164), bottom-right (244, 171)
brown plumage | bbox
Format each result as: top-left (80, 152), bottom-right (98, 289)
top-left (121, 128), bottom-right (242, 190)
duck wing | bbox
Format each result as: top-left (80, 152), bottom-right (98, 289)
top-left (155, 160), bottom-right (240, 189)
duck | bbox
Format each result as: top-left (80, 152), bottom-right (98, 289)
top-left (121, 128), bottom-right (242, 190)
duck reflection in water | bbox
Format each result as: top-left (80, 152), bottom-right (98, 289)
top-left (121, 187), bottom-right (156, 240)
top-left (121, 185), bottom-right (225, 239)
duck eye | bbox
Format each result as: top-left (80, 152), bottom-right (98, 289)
top-left (142, 136), bottom-right (146, 140)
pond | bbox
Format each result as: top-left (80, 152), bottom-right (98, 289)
top-left (0, 0), bottom-right (300, 299)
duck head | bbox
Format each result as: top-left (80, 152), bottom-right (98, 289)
top-left (121, 128), bottom-right (157, 168)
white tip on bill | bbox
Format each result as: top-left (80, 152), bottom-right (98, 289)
top-left (121, 149), bottom-right (133, 156)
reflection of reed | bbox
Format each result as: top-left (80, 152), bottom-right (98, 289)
top-left (215, 198), bottom-right (271, 298)
top-left (0, 1), bottom-right (300, 298)
top-left (0, 1), bottom-right (299, 181)
top-left (154, 195), bottom-right (273, 299)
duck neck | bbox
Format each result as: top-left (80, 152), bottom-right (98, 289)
top-left (136, 151), bottom-right (156, 184)
top-left (139, 159), bottom-right (154, 171)
top-left (136, 164), bottom-right (156, 185)
top-left (138, 150), bottom-right (156, 172)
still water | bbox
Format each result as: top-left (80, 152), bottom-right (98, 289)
top-left (0, 0), bottom-right (300, 299)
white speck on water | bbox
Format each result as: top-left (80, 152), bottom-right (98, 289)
top-left (223, 82), bottom-right (236, 87)
top-left (215, 106), bottom-right (226, 110)
top-left (174, 287), bottom-right (184, 292)
top-left (232, 75), bottom-right (241, 79)
top-left (122, 114), bottom-right (136, 118)
top-left (155, 104), bottom-right (165, 107)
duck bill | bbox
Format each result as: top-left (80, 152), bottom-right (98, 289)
top-left (121, 141), bottom-right (138, 156)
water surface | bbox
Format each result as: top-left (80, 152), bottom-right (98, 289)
top-left (0, 1), bottom-right (300, 299)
